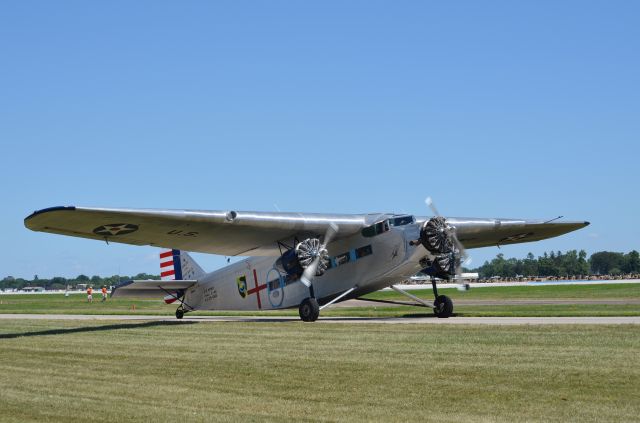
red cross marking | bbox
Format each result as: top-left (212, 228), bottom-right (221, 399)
top-left (248, 269), bottom-right (267, 309)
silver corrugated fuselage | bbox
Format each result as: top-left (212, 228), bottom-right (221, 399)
top-left (185, 223), bottom-right (425, 311)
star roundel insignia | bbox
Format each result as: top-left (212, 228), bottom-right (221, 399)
top-left (93, 223), bottom-right (139, 237)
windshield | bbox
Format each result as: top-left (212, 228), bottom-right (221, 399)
top-left (389, 215), bottom-right (415, 226)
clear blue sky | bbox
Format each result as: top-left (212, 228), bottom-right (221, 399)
top-left (1, 1), bottom-right (638, 279)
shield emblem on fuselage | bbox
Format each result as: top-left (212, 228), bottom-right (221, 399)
top-left (236, 275), bottom-right (247, 298)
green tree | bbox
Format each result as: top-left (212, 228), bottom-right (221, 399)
top-left (590, 252), bottom-right (624, 275)
top-left (538, 252), bottom-right (554, 276)
top-left (623, 250), bottom-right (640, 273)
top-left (577, 250), bottom-right (590, 276)
top-left (522, 252), bottom-right (538, 276)
top-left (132, 273), bottom-right (161, 280)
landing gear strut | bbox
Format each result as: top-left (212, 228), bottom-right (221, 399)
top-left (390, 280), bottom-right (454, 318)
top-left (299, 297), bottom-right (320, 322)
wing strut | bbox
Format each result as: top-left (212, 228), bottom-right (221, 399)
top-left (319, 286), bottom-right (357, 310)
top-left (390, 285), bottom-right (436, 309)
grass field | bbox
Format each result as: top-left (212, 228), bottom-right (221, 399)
top-left (1, 284), bottom-right (638, 317)
top-left (0, 319), bottom-right (638, 422)
top-left (364, 283), bottom-right (640, 301)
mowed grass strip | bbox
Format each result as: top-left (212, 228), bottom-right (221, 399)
top-left (0, 320), bottom-right (638, 422)
top-left (1, 283), bottom-right (639, 317)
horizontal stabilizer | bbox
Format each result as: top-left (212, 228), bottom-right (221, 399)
top-left (111, 279), bottom-right (197, 298)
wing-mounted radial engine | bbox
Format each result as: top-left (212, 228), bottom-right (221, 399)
top-left (419, 216), bottom-right (453, 255)
top-left (277, 237), bottom-right (331, 278)
top-left (411, 199), bottom-right (469, 281)
top-left (418, 251), bottom-right (461, 281)
top-left (417, 216), bottom-right (459, 280)
top-left (275, 223), bottom-right (339, 323)
top-left (400, 197), bottom-right (472, 319)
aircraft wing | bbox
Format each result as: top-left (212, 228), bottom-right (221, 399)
top-left (24, 206), bottom-right (589, 256)
top-left (24, 206), bottom-right (370, 256)
top-left (442, 217), bottom-right (590, 249)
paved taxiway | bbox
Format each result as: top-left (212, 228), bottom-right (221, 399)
top-left (1, 314), bottom-right (639, 325)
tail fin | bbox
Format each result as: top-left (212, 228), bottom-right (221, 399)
top-left (160, 249), bottom-right (206, 280)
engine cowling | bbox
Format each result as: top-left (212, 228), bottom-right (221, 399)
top-left (277, 238), bottom-right (330, 278)
top-left (416, 216), bottom-right (465, 280)
top-left (421, 253), bottom-right (459, 280)
top-left (419, 216), bottom-right (453, 254)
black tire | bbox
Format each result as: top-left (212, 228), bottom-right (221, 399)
top-left (433, 295), bottom-right (453, 318)
top-left (176, 308), bottom-right (184, 319)
top-left (299, 297), bottom-right (320, 322)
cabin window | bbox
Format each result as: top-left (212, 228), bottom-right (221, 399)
top-left (361, 220), bottom-right (390, 237)
top-left (285, 273), bottom-right (300, 286)
top-left (334, 252), bottom-right (351, 266)
top-left (268, 279), bottom-right (281, 291)
top-left (355, 245), bottom-right (373, 258)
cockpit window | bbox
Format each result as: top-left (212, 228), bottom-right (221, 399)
top-left (361, 220), bottom-right (390, 237)
top-left (389, 215), bottom-right (415, 226)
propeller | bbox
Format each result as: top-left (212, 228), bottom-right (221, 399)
top-left (425, 197), bottom-right (471, 286)
top-left (300, 222), bottom-right (339, 288)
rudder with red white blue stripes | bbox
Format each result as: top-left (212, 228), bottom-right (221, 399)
top-left (160, 249), bottom-right (183, 280)
top-left (160, 249), bottom-right (205, 281)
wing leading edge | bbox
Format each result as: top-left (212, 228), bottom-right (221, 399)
top-left (442, 217), bottom-right (590, 249)
top-left (24, 206), bottom-right (369, 256)
top-left (24, 206), bottom-right (589, 255)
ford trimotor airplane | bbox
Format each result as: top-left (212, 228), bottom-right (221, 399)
top-left (24, 200), bottom-right (589, 321)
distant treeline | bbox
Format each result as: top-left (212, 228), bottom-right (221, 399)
top-left (0, 273), bottom-right (160, 291)
top-left (3, 250), bottom-right (640, 290)
top-left (470, 250), bottom-right (640, 278)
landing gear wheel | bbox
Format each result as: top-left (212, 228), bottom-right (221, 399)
top-left (433, 295), bottom-right (453, 318)
top-left (299, 297), bottom-right (320, 322)
top-left (176, 308), bottom-right (184, 319)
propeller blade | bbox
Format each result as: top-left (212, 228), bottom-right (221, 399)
top-left (425, 197), bottom-right (440, 217)
top-left (450, 231), bottom-right (469, 262)
top-left (426, 196), bottom-right (468, 260)
top-left (323, 222), bottom-right (339, 245)
top-left (300, 222), bottom-right (339, 288)
top-left (300, 265), bottom-right (316, 287)
top-left (424, 196), bottom-right (472, 290)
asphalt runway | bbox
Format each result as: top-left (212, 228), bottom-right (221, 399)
top-left (1, 314), bottom-right (639, 325)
